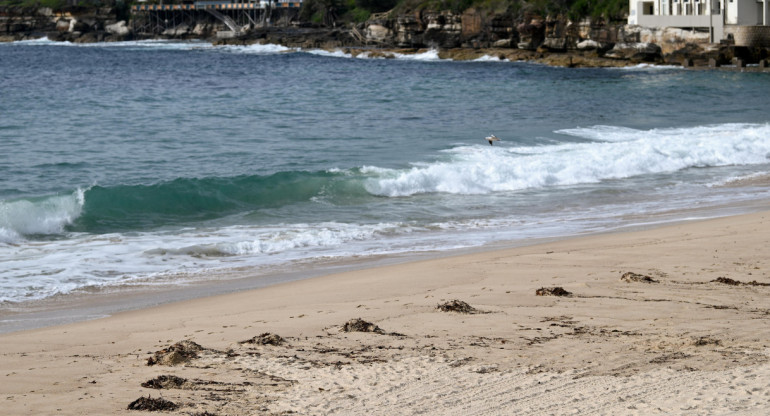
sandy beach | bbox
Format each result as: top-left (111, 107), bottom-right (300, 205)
top-left (2, 211), bottom-right (770, 415)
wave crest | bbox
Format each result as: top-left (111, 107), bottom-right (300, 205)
top-left (0, 189), bottom-right (85, 242)
top-left (367, 123), bottom-right (770, 197)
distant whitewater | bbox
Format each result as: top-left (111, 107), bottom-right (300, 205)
top-left (1, 39), bottom-right (769, 304)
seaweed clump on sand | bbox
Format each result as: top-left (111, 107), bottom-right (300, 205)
top-left (712, 277), bottom-right (770, 286)
top-left (437, 299), bottom-right (478, 314)
top-left (694, 336), bottom-right (722, 346)
top-left (240, 332), bottom-right (286, 346)
top-left (141, 375), bottom-right (189, 389)
top-left (621, 272), bottom-right (659, 283)
top-left (127, 395), bottom-right (179, 411)
top-left (713, 277), bottom-right (742, 285)
top-left (535, 287), bottom-right (572, 297)
top-left (147, 340), bottom-right (204, 366)
top-left (341, 318), bottom-right (385, 334)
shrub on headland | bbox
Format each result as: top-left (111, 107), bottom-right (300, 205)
top-left (300, 0), bottom-right (629, 26)
top-left (0, 0), bottom-right (626, 24)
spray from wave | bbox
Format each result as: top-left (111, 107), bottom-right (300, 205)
top-left (1, 123), bottom-right (769, 304)
top-left (365, 123), bottom-right (770, 197)
top-left (0, 189), bottom-right (85, 243)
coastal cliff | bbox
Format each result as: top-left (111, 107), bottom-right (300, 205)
top-left (2, 5), bottom-right (768, 67)
top-left (0, 5), bottom-right (133, 42)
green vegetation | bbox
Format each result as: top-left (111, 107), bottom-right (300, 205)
top-left (299, 0), bottom-right (628, 26)
top-left (0, 0), bottom-right (119, 10)
top-left (0, 0), bottom-right (66, 7)
top-left (567, 0), bottom-right (626, 20)
top-left (299, 0), bottom-right (398, 24)
top-left (0, 0), bottom-right (627, 25)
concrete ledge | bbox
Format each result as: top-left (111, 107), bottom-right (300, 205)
top-left (216, 30), bottom-right (236, 39)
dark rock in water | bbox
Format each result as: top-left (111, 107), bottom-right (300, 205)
top-left (141, 375), bottom-right (189, 389)
top-left (536, 287), bottom-right (572, 297)
top-left (437, 299), bottom-right (478, 314)
top-left (341, 318), bottom-right (385, 334)
top-left (240, 332), bottom-right (285, 346)
top-left (127, 395), bottom-right (179, 411)
top-left (74, 31), bottom-right (101, 43)
top-left (147, 340), bottom-right (204, 366)
top-left (665, 43), bottom-right (706, 65)
top-left (620, 272), bottom-right (659, 283)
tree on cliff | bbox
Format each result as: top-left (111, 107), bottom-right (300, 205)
top-left (300, 0), bottom-right (399, 24)
top-left (299, 0), bottom-right (628, 27)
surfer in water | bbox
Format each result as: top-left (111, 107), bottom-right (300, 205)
top-left (486, 134), bottom-right (500, 146)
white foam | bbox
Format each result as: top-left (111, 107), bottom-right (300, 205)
top-left (303, 48), bottom-right (443, 61)
top-left (366, 123), bottom-right (770, 196)
top-left (556, 125), bottom-right (649, 142)
top-left (613, 63), bottom-right (684, 70)
top-left (392, 49), bottom-right (442, 61)
top-left (304, 48), bottom-right (355, 58)
top-left (0, 189), bottom-right (85, 243)
top-left (220, 42), bottom-right (294, 54)
top-left (3, 123), bottom-right (769, 304)
top-left (707, 171), bottom-right (770, 187)
top-left (155, 222), bottom-right (401, 257)
top-left (0, 220), bottom-right (425, 303)
top-left (472, 55), bottom-right (509, 62)
top-left (8, 38), bottom-right (216, 50)
top-left (11, 37), bottom-right (54, 45)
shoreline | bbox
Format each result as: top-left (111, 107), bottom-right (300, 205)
top-left (2, 197), bottom-right (766, 335)
top-left (6, 34), bottom-right (770, 71)
top-left (1, 209), bottom-right (769, 414)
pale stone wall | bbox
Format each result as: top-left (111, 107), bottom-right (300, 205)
top-left (724, 24), bottom-right (770, 46)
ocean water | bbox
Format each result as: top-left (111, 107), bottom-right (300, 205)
top-left (2, 39), bottom-right (770, 311)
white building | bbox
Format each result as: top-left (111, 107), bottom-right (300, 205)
top-left (629, 0), bottom-right (770, 44)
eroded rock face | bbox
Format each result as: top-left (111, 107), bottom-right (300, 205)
top-left (395, 13), bottom-right (421, 47)
top-left (0, 6), bottom-right (132, 42)
top-left (540, 37), bottom-right (566, 52)
top-left (517, 19), bottom-right (545, 50)
top-left (576, 39), bottom-right (601, 50)
top-left (365, 24), bottom-right (391, 43)
top-left (389, 10), bottom-right (517, 49)
top-left (621, 25), bottom-right (710, 54)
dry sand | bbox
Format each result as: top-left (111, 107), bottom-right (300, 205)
top-left (2, 211), bottom-right (770, 415)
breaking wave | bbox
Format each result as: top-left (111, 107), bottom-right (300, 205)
top-left (0, 189), bottom-right (85, 243)
top-left (366, 123), bottom-right (770, 196)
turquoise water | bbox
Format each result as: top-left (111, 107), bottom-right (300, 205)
top-left (2, 39), bottom-right (770, 306)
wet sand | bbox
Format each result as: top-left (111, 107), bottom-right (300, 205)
top-left (1, 211), bottom-right (770, 414)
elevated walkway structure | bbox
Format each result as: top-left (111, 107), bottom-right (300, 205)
top-left (131, 0), bottom-right (303, 35)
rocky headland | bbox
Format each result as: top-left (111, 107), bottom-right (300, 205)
top-left (3, 5), bottom-right (770, 69)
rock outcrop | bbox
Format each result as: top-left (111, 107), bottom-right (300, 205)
top-left (0, 5), bottom-right (132, 42)
top-left (604, 42), bottom-right (663, 62)
top-left (3, 6), bottom-right (770, 69)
